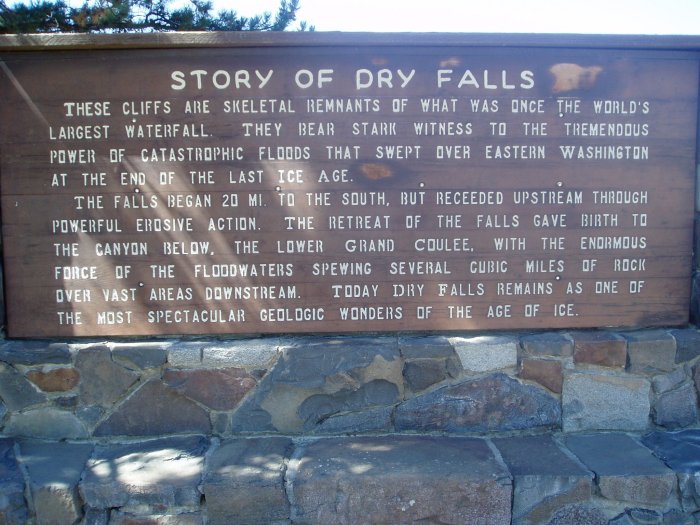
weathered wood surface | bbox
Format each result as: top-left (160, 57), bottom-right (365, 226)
top-left (0, 36), bottom-right (697, 336)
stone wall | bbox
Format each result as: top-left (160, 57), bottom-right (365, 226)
top-left (0, 329), bottom-right (698, 440)
top-left (2, 330), bottom-right (700, 524)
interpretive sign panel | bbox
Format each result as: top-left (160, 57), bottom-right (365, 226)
top-left (0, 36), bottom-right (697, 336)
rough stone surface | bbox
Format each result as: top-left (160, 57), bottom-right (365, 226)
top-left (624, 331), bottom-right (677, 373)
top-left (520, 333), bottom-right (573, 357)
top-left (565, 433), bottom-right (675, 504)
top-left (81, 436), bottom-right (208, 512)
top-left (314, 405), bottom-right (393, 434)
top-left (75, 347), bottom-right (139, 407)
top-left (26, 368), bottom-right (80, 392)
top-left (298, 379), bottom-right (399, 431)
top-left (562, 372), bottom-right (650, 431)
top-left (0, 439), bottom-right (28, 525)
top-left (398, 335), bottom-right (456, 358)
top-left (19, 440), bottom-right (94, 525)
top-left (395, 373), bottom-right (560, 432)
top-left (202, 437), bottom-right (292, 525)
top-left (0, 362), bottom-right (46, 410)
top-left (546, 504), bottom-right (608, 525)
top-left (81, 508), bottom-right (110, 525)
top-left (493, 435), bottom-right (592, 525)
top-left (274, 337), bottom-right (400, 387)
top-left (163, 368), bottom-right (256, 410)
top-left (642, 429), bottom-right (700, 474)
top-left (670, 329), bottom-right (700, 363)
top-left (166, 342), bottom-right (204, 368)
top-left (5, 408), bottom-right (88, 439)
top-left (94, 380), bottom-right (211, 436)
top-left (653, 368), bottom-right (689, 394)
top-left (291, 436), bottom-right (512, 525)
top-left (0, 341), bottom-right (71, 365)
top-left (618, 508), bottom-right (663, 524)
top-left (571, 331), bottom-right (627, 368)
top-left (653, 382), bottom-right (698, 429)
top-left (231, 337), bottom-right (402, 433)
top-left (520, 358), bottom-right (564, 393)
top-left (451, 335), bottom-right (518, 372)
top-left (111, 343), bottom-right (169, 370)
top-left (109, 513), bottom-right (204, 525)
top-left (201, 338), bottom-right (281, 368)
top-left (403, 358), bottom-right (451, 392)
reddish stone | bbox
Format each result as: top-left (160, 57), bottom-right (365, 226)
top-left (520, 358), bottom-right (563, 393)
top-left (571, 332), bottom-right (627, 368)
top-left (26, 368), bottom-right (80, 392)
top-left (94, 381), bottom-right (211, 436)
top-left (163, 368), bottom-right (256, 410)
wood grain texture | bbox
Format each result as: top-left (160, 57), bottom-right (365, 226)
top-left (0, 38), bottom-right (697, 336)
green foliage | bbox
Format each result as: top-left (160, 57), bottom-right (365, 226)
top-left (0, 0), bottom-right (310, 33)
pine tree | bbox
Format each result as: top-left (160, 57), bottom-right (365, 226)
top-left (0, 0), bottom-right (311, 33)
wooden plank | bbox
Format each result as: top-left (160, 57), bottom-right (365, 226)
top-left (0, 38), bottom-right (697, 337)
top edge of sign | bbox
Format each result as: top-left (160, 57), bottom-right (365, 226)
top-left (2, 31), bottom-right (700, 52)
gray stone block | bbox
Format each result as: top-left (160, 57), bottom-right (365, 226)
top-left (624, 331), bottom-right (676, 373)
top-left (563, 372), bottom-right (650, 431)
top-left (670, 329), bottom-right (700, 363)
top-left (275, 336), bottom-right (400, 387)
top-left (642, 430), bottom-right (700, 512)
top-left (81, 507), bottom-right (110, 525)
top-left (111, 342), bottom-right (169, 370)
top-left (642, 429), bottom-right (700, 474)
top-left (75, 346), bottom-right (139, 408)
top-left (493, 435), bottom-right (592, 525)
top-left (0, 341), bottom-right (71, 365)
top-left (167, 342), bottom-right (204, 368)
top-left (231, 337), bottom-right (402, 433)
top-left (5, 408), bottom-right (89, 439)
top-left (653, 382), bottom-right (698, 429)
top-left (202, 437), bottom-right (292, 525)
top-left (315, 405), bottom-right (393, 434)
top-left (520, 332), bottom-right (573, 357)
top-left (81, 436), bottom-right (208, 512)
top-left (19, 440), bottom-right (94, 525)
top-left (398, 335), bottom-right (455, 358)
top-left (0, 439), bottom-right (28, 525)
top-left (450, 335), bottom-right (518, 372)
top-left (403, 358), bottom-right (451, 392)
top-left (109, 512), bottom-right (204, 524)
top-left (0, 362), bottom-right (46, 410)
top-left (291, 436), bottom-right (512, 525)
top-left (298, 379), bottom-right (399, 431)
top-left (546, 504), bottom-right (608, 525)
top-left (654, 368), bottom-right (689, 394)
top-left (395, 373), bottom-right (560, 432)
top-left (201, 338), bottom-right (281, 368)
top-left (94, 380), bottom-right (211, 437)
top-left (565, 433), bottom-right (675, 504)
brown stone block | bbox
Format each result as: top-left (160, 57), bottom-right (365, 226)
top-left (163, 368), bottom-right (256, 410)
top-left (520, 358), bottom-right (563, 393)
top-left (26, 368), bottom-right (80, 392)
top-left (571, 332), bottom-right (627, 368)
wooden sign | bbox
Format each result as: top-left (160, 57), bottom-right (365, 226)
top-left (0, 34), bottom-right (697, 337)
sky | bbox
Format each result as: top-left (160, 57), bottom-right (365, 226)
top-left (227, 0), bottom-right (700, 35)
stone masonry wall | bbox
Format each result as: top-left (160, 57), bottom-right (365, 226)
top-left (0, 330), bottom-right (698, 440)
top-left (2, 331), bottom-right (700, 524)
